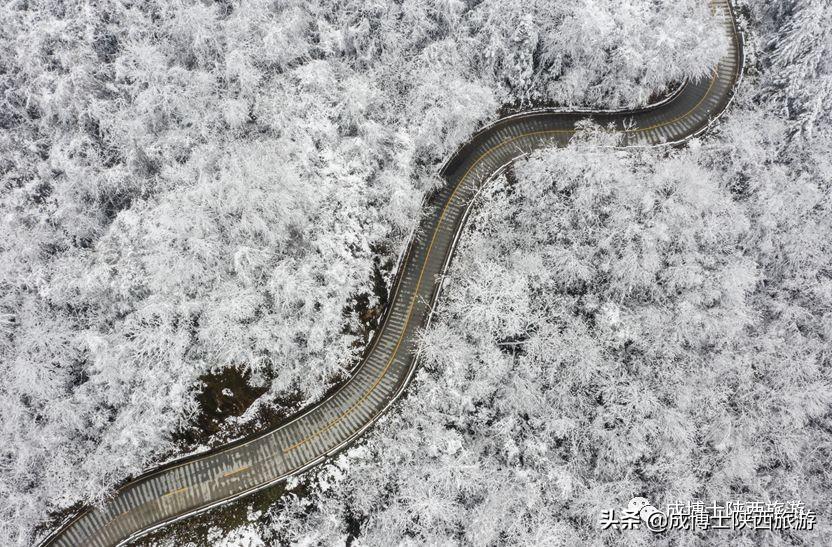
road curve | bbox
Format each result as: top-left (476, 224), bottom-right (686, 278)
top-left (40, 2), bottom-right (743, 545)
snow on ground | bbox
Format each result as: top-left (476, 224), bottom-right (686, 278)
top-left (208, 1), bottom-right (832, 545)
top-left (1, 0), bottom-right (724, 544)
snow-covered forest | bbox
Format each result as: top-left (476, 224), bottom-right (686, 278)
top-left (0, 0), bottom-right (726, 543)
top-left (153, 0), bottom-right (831, 545)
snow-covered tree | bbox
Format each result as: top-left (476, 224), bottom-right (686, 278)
top-left (203, 2), bottom-right (832, 544)
top-left (0, 0), bottom-right (730, 544)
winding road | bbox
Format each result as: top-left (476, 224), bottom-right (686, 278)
top-left (40, 1), bottom-right (743, 545)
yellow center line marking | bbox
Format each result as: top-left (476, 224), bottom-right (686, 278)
top-left (161, 486), bottom-right (188, 498)
top-left (222, 465), bottom-right (250, 478)
top-left (283, 48), bottom-right (732, 456)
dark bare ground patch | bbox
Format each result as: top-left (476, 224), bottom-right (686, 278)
top-left (177, 367), bottom-right (270, 449)
top-left (170, 248), bottom-right (395, 453)
top-left (137, 252), bottom-right (395, 543)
